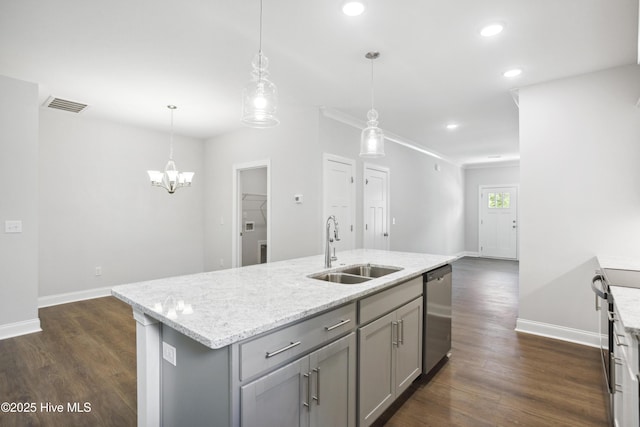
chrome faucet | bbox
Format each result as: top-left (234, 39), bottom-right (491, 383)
top-left (325, 215), bottom-right (341, 268)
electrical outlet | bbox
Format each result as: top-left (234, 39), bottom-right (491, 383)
top-left (5, 220), bottom-right (22, 233)
top-left (219, 258), bottom-right (224, 267)
top-left (95, 266), bottom-right (102, 276)
top-left (163, 342), bottom-right (177, 366)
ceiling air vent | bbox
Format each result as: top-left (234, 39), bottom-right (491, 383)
top-left (43, 96), bottom-right (88, 113)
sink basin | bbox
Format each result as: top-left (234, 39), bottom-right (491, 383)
top-left (310, 272), bottom-right (372, 284)
top-left (308, 263), bottom-right (403, 284)
top-left (336, 264), bottom-right (403, 278)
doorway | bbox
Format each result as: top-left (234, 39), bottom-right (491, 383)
top-left (232, 160), bottom-right (270, 267)
top-left (363, 163), bottom-right (390, 250)
top-left (478, 185), bottom-right (518, 259)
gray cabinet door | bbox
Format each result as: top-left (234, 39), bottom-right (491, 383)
top-left (309, 333), bottom-right (356, 427)
top-left (395, 297), bottom-right (423, 394)
top-left (358, 311), bottom-right (396, 427)
top-left (241, 357), bottom-right (310, 427)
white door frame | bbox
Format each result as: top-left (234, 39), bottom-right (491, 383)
top-left (322, 153), bottom-right (356, 251)
top-left (478, 184), bottom-right (519, 260)
top-left (232, 159), bottom-right (271, 268)
top-left (363, 163), bottom-right (390, 250)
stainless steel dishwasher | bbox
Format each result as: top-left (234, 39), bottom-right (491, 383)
top-left (424, 264), bottom-right (452, 374)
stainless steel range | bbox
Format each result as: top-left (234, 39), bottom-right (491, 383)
top-left (592, 267), bottom-right (640, 426)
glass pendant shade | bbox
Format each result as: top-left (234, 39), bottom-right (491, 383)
top-left (360, 108), bottom-right (385, 157)
top-left (360, 51), bottom-right (385, 158)
top-left (242, 52), bottom-right (279, 128)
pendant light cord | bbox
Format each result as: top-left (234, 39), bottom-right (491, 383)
top-left (257, 0), bottom-right (264, 80)
top-left (370, 58), bottom-right (375, 111)
top-left (169, 107), bottom-right (174, 160)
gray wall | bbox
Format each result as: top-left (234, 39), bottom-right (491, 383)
top-left (204, 106), bottom-right (323, 270)
top-left (320, 115), bottom-right (465, 255)
top-left (0, 76), bottom-right (39, 334)
top-left (203, 108), bottom-right (465, 271)
top-left (464, 164), bottom-right (520, 255)
top-left (39, 108), bottom-right (205, 298)
top-left (519, 64), bottom-right (640, 341)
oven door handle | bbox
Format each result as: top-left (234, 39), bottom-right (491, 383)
top-left (591, 274), bottom-right (608, 311)
top-left (591, 274), bottom-right (607, 299)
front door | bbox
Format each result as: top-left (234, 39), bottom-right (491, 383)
top-left (479, 186), bottom-right (518, 259)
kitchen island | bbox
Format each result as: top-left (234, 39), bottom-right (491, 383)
top-left (112, 249), bottom-right (455, 427)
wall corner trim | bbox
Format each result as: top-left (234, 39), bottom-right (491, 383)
top-left (0, 318), bottom-right (41, 340)
top-left (515, 318), bottom-right (600, 348)
top-left (38, 286), bottom-right (113, 308)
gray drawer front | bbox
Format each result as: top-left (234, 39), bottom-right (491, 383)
top-left (359, 277), bottom-right (422, 325)
top-left (239, 302), bottom-right (356, 381)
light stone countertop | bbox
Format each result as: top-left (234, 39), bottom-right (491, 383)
top-left (112, 249), bottom-right (456, 349)
top-left (598, 256), bottom-right (640, 336)
top-left (610, 286), bottom-right (640, 336)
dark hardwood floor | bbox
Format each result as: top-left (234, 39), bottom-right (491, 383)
top-left (0, 257), bottom-right (607, 426)
top-left (380, 257), bottom-right (608, 427)
top-left (0, 297), bottom-right (137, 427)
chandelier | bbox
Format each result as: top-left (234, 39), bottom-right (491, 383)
top-left (360, 51), bottom-right (385, 158)
top-left (147, 105), bottom-right (194, 194)
top-left (241, 0), bottom-right (279, 128)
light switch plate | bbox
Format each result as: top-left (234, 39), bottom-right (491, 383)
top-left (5, 220), bottom-right (22, 233)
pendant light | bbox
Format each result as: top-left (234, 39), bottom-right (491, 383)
top-left (241, 0), bottom-right (279, 128)
top-left (147, 105), bottom-right (194, 194)
top-left (360, 51), bottom-right (385, 158)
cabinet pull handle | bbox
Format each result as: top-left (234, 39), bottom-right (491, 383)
top-left (303, 372), bottom-right (310, 409)
top-left (325, 319), bottom-right (351, 331)
top-left (614, 333), bottom-right (628, 347)
top-left (398, 319), bottom-right (404, 345)
top-left (265, 341), bottom-right (301, 358)
top-left (392, 321), bottom-right (398, 346)
top-left (312, 368), bottom-right (320, 405)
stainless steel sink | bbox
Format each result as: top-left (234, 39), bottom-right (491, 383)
top-left (308, 263), bottom-right (403, 284)
top-left (335, 264), bottom-right (403, 278)
top-left (310, 272), bottom-right (372, 284)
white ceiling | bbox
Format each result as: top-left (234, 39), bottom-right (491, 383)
top-left (0, 0), bottom-right (637, 165)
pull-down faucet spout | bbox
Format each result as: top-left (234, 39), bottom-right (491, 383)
top-left (325, 216), bottom-right (340, 268)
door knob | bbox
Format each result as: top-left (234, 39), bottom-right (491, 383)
top-left (383, 233), bottom-right (389, 237)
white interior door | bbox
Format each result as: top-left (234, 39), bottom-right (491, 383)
top-left (323, 154), bottom-right (356, 252)
top-left (363, 164), bottom-right (389, 250)
top-left (479, 185), bottom-right (518, 259)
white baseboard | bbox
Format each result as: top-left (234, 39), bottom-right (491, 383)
top-left (459, 251), bottom-right (480, 258)
top-left (0, 318), bottom-right (41, 340)
top-left (515, 318), bottom-right (600, 348)
top-left (38, 286), bottom-right (113, 308)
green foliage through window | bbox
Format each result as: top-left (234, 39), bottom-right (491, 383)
top-left (488, 192), bottom-right (511, 209)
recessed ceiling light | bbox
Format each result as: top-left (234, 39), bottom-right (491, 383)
top-left (503, 68), bottom-right (522, 78)
top-left (342, 1), bottom-right (365, 16)
top-left (446, 123), bottom-right (459, 130)
top-left (480, 23), bottom-right (504, 37)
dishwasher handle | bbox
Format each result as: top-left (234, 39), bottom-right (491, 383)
top-left (425, 264), bottom-right (452, 282)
